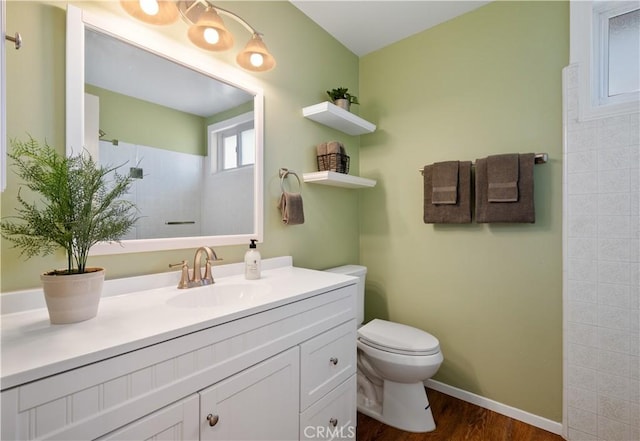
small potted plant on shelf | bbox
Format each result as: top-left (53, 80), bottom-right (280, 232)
top-left (326, 87), bottom-right (359, 111)
top-left (1, 136), bottom-right (139, 324)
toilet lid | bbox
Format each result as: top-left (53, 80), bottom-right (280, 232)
top-left (357, 319), bottom-right (440, 356)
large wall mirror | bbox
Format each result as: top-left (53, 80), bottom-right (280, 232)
top-left (66, 5), bottom-right (264, 255)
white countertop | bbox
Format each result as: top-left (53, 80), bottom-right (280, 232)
top-left (1, 258), bottom-right (356, 390)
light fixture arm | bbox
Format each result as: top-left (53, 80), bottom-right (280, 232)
top-left (212, 5), bottom-right (260, 36)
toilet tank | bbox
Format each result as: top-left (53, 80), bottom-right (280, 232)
top-left (324, 265), bottom-right (367, 326)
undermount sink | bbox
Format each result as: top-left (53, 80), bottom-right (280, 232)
top-left (165, 281), bottom-right (272, 309)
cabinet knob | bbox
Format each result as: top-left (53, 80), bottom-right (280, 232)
top-left (206, 414), bottom-right (219, 427)
top-left (329, 418), bottom-right (338, 427)
top-left (330, 357), bottom-right (339, 365)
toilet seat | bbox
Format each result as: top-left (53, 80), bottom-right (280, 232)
top-left (358, 319), bottom-right (440, 356)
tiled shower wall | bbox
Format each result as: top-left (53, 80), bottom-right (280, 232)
top-left (564, 64), bottom-right (640, 441)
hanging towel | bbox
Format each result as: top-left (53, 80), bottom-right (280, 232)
top-left (423, 161), bottom-right (472, 224)
top-left (475, 153), bottom-right (535, 223)
top-left (487, 154), bottom-right (519, 202)
top-left (432, 161), bottom-right (459, 204)
top-left (278, 192), bottom-right (305, 225)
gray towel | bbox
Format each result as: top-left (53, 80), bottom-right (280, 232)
top-left (278, 192), bottom-right (305, 225)
top-left (423, 161), bottom-right (471, 224)
top-left (487, 154), bottom-right (519, 202)
top-left (432, 161), bottom-right (459, 204)
top-left (475, 153), bottom-right (535, 223)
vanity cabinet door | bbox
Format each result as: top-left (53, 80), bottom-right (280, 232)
top-left (199, 347), bottom-right (299, 441)
top-left (299, 320), bottom-right (357, 410)
top-left (97, 394), bottom-right (199, 441)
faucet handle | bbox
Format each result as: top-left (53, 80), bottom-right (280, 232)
top-left (202, 255), bottom-right (223, 285)
top-left (169, 260), bottom-right (190, 289)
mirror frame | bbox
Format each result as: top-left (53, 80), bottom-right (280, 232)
top-left (66, 5), bottom-right (264, 255)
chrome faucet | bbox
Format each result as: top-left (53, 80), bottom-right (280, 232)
top-left (169, 246), bottom-right (222, 289)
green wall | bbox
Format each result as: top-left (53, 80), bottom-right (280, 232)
top-left (2, 1), bottom-right (361, 291)
top-left (86, 84), bottom-right (206, 155)
top-left (359, 1), bottom-right (567, 421)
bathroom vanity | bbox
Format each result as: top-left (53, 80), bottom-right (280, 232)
top-left (0, 257), bottom-right (357, 440)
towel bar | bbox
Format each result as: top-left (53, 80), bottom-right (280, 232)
top-left (418, 153), bottom-right (548, 175)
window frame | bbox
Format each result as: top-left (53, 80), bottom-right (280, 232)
top-left (217, 120), bottom-right (255, 171)
top-left (593, 2), bottom-right (639, 106)
top-left (571, 1), bottom-right (640, 120)
top-left (207, 111), bottom-right (255, 174)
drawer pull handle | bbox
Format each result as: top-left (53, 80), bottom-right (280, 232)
top-left (329, 418), bottom-right (338, 427)
top-left (330, 357), bottom-right (339, 365)
top-left (206, 414), bottom-right (219, 427)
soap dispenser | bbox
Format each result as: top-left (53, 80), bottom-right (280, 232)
top-left (244, 239), bottom-right (261, 280)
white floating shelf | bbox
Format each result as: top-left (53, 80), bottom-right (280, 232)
top-left (303, 171), bottom-right (377, 189)
top-left (302, 101), bottom-right (376, 136)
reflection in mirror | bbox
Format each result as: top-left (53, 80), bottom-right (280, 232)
top-left (66, 5), bottom-right (264, 254)
top-left (86, 29), bottom-right (254, 239)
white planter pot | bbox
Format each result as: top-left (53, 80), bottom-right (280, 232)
top-left (334, 98), bottom-right (351, 111)
top-left (41, 268), bottom-right (105, 324)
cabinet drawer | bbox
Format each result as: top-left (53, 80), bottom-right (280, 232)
top-left (300, 320), bottom-right (356, 410)
top-left (299, 375), bottom-right (356, 441)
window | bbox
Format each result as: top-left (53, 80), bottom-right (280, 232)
top-left (593, 1), bottom-right (639, 106)
top-left (218, 121), bottom-right (255, 171)
top-left (207, 111), bottom-right (255, 173)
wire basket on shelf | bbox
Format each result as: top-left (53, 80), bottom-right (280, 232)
top-left (317, 152), bottom-right (350, 174)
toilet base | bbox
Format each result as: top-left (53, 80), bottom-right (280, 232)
top-left (357, 380), bottom-right (436, 433)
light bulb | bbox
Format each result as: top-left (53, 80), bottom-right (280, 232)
top-left (203, 28), bottom-right (220, 44)
top-left (139, 0), bottom-right (159, 16)
top-left (249, 53), bottom-right (264, 67)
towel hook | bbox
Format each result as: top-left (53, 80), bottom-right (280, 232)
top-left (279, 168), bottom-right (302, 193)
top-left (5, 32), bottom-right (22, 50)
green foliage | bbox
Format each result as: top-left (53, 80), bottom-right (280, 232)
top-left (326, 87), bottom-right (359, 105)
top-left (1, 136), bottom-right (139, 274)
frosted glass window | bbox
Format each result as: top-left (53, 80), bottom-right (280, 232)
top-left (223, 135), bottom-right (238, 169)
top-left (608, 8), bottom-right (640, 96)
top-left (240, 128), bottom-right (255, 166)
top-left (216, 121), bottom-right (254, 171)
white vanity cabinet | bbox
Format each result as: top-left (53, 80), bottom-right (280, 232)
top-left (0, 266), bottom-right (357, 441)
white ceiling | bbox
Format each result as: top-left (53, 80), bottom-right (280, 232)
top-left (290, 1), bottom-right (492, 56)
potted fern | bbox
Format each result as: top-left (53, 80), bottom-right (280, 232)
top-left (1, 137), bottom-right (138, 324)
top-left (326, 87), bottom-right (359, 111)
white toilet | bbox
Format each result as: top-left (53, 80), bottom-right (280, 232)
top-left (326, 265), bottom-right (443, 433)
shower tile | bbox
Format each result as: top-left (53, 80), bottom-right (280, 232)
top-left (598, 372), bottom-right (630, 400)
top-left (568, 405), bottom-right (598, 435)
top-left (598, 238), bottom-right (630, 262)
top-left (597, 215), bottom-right (630, 238)
top-left (570, 279), bottom-right (598, 303)
top-left (568, 386), bottom-right (598, 412)
top-left (598, 394), bottom-right (631, 423)
top-left (598, 283), bottom-right (630, 308)
top-left (598, 261), bottom-right (630, 284)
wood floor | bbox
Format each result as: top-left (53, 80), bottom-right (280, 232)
top-left (356, 388), bottom-right (564, 441)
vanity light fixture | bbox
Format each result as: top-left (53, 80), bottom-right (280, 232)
top-left (119, 0), bottom-right (276, 72)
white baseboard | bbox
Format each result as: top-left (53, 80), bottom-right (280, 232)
top-left (425, 379), bottom-right (563, 436)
